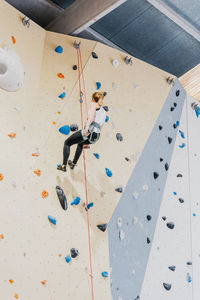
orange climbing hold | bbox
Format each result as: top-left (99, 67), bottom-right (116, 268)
top-left (33, 169), bottom-right (41, 176)
top-left (8, 133), bottom-right (16, 138)
top-left (32, 152), bottom-right (40, 157)
top-left (52, 121), bottom-right (56, 125)
top-left (57, 73), bottom-right (64, 79)
top-left (41, 280), bottom-right (47, 285)
top-left (41, 190), bottom-right (48, 198)
top-left (11, 35), bottom-right (16, 44)
top-left (0, 234), bottom-right (4, 239)
top-left (58, 254), bottom-right (62, 257)
top-left (9, 279), bottom-right (14, 284)
top-left (0, 174), bottom-right (4, 181)
top-left (57, 112), bottom-right (61, 114)
top-left (14, 294), bottom-right (19, 299)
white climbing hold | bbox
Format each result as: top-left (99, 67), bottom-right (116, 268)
top-left (112, 59), bottom-right (119, 68)
top-left (132, 191), bottom-right (139, 200)
top-left (117, 217), bottom-right (122, 228)
top-left (132, 216), bottom-right (138, 224)
top-left (101, 191), bottom-right (106, 197)
top-left (113, 82), bottom-right (119, 90)
top-left (119, 229), bottom-right (125, 240)
top-left (143, 184), bottom-right (148, 191)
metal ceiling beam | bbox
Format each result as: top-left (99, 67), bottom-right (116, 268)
top-left (46, 0), bottom-right (128, 35)
top-left (147, 0), bottom-right (200, 43)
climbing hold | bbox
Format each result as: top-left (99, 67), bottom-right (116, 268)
top-left (195, 107), bottom-right (200, 118)
top-left (174, 102), bottom-right (177, 107)
top-left (59, 125), bottom-right (71, 135)
top-left (173, 123), bottom-right (177, 129)
top-left (87, 202), bottom-right (94, 210)
top-left (112, 59), bottom-right (119, 68)
top-left (32, 151), bottom-right (40, 157)
top-left (119, 229), bottom-right (125, 240)
top-left (65, 255), bottom-right (72, 263)
top-left (70, 248), bottom-right (79, 258)
top-left (22, 16), bottom-right (30, 27)
top-left (115, 186), bottom-right (123, 193)
top-left (187, 261), bottom-right (192, 265)
top-left (146, 215), bottom-right (152, 221)
top-left (102, 271), bottom-right (109, 278)
top-left (159, 125), bottom-right (163, 130)
top-left (133, 216), bottom-right (138, 224)
top-left (103, 105), bottom-right (109, 111)
top-left (0, 174), bottom-right (4, 181)
top-left (105, 115), bottom-right (109, 122)
top-left (170, 107), bottom-right (175, 112)
top-left (143, 184), bottom-right (148, 191)
top-left (116, 133), bottom-right (123, 141)
top-left (164, 163), bottom-right (169, 171)
top-left (124, 56), bottom-right (133, 65)
top-left (125, 157), bottom-right (130, 161)
top-left (97, 224), bottom-right (107, 232)
top-left (57, 73), bottom-right (64, 79)
top-left (73, 65), bottom-right (77, 70)
top-left (105, 168), bottom-right (112, 177)
top-left (179, 143), bottom-right (186, 148)
top-left (193, 213), bottom-right (196, 216)
top-left (176, 90), bottom-right (180, 96)
top-left (55, 46), bottom-right (63, 53)
top-left (168, 265), bottom-right (176, 272)
top-left (168, 137), bottom-right (172, 144)
top-left (132, 191), bottom-right (139, 200)
top-left (117, 217), bottom-right (122, 228)
top-left (33, 169), bottom-right (41, 176)
top-left (187, 272), bottom-right (192, 283)
top-left (177, 174), bottom-right (183, 177)
top-left (179, 198), bottom-right (184, 203)
top-left (93, 153), bottom-right (100, 159)
top-left (179, 130), bottom-right (185, 138)
top-left (0, 234), bottom-right (4, 239)
top-left (176, 121), bottom-right (180, 126)
top-left (92, 52), bottom-right (98, 59)
top-left (41, 280), bottom-right (47, 285)
top-left (160, 158), bottom-right (163, 162)
top-left (147, 237), bottom-right (151, 244)
top-left (58, 91), bottom-right (66, 99)
top-left (56, 186), bottom-right (67, 210)
top-left (163, 283), bottom-right (172, 290)
top-left (48, 215), bottom-right (56, 225)
top-left (113, 82), bottom-right (118, 90)
top-left (71, 197), bottom-right (80, 206)
top-left (96, 82), bottom-right (101, 90)
top-left (9, 279), bottom-right (14, 284)
top-left (8, 132), bottom-right (16, 138)
top-left (70, 124), bottom-right (79, 131)
top-left (14, 294), bottom-right (19, 299)
top-left (153, 172), bottom-right (159, 179)
top-left (162, 216), bottom-right (167, 221)
top-left (41, 190), bottom-right (48, 198)
top-left (173, 192), bottom-right (177, 195)
top-left (103, 91), bottom-right (107, 97)
top-left (11, 35), bottom-right (16, 44)
top-left (166, 222), bottom-right (175, 229)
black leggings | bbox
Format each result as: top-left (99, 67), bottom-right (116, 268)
top-left (63, 130), bottom-right (90, 165)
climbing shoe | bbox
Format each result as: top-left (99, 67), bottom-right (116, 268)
top-left (57, 164), bottom-right (66, 172)
top-left (68, 160), bottom-right (76, 170)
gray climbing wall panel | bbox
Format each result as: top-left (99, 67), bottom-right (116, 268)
top-left (108, 80), bottom-right (186, 300)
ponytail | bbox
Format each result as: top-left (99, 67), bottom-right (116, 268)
top-left (92, 92), bottom-right (104, 106)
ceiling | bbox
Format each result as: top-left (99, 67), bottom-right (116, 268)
top-left (5, 0), bottom-right (200, 77)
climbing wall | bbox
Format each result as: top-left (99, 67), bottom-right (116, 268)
top-left (2, 1), bottom-right (198, 300)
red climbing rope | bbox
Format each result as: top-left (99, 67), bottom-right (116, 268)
top-left (76, 45), bottom-right (95, 300)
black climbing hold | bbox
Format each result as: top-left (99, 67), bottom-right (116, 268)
top-left (70, 123), bottom-right (79, 131)
top-left (103, 91), bottom-right (107, 97)
top-left (179, 198), bottom-right (184, 203)
top-left (174, 102), bottom-right (177, 107)
top-left (168, 137), bottom-right (172, 144)
top-left (116, 133), bottom-right (123, 141)
top-left (115, 187), bottom-right (123, 193)
top-left (187, 261), bottom-right (192, 265)
top-left (56, 186), bottom-right (67, 210)
top-left (125, 157), bottom-right (130, 161)
top-left (173, 123), bottom-right (177, 129)
top-left (159, 125), bottom-right (163, 130)
top-left (162, 216), bottom-right (167, 221)
top-left (97, 224), bottom-right (107, 232)
top-left (168, 265), bottom-right (176, 272)
top-left (73, 65), bottom-right (77, 70)
top-left (70, 248), bottom-right (79, 258)
top-left (167, 222), bottom-right (175, 229)
top-left (103, 105), bottom-right (109, 111)
top-left (160, 158), bottom-right (163, 162)
top-left (134, 296), bottom-right (140, 300)
top-left (165, 163), bottom-right (169, 171)
top-left (170, 107), bottom-right (175, 112)
top-left (147, 237), bottom-right (151, 244)
top-left (163, 283), bottom-right (172, 291)
top-left (177, 174), bottom-right (183, 177)
top-left (92, 52), bottom-right (98, 59)
top-left (146, 215), bottom-right (152, 221)
top-left (153, 172), bottom-right (159, 179)
top-left (176, 90), bottom-right (180, 96)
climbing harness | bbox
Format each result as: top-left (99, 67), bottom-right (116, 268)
top-left (88, 122), bottom-right (101, 144)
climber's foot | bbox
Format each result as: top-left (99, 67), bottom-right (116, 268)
top-left (68, 160), bottom-right (76, 170)
top-left (57, 164), bottom-right (66, 172)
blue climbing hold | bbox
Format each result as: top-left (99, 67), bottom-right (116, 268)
top-left (176, 121), bottom-right (180, 126)
top-left (96, 82), bottom-right (101, 90)
top-left (48, 215), bottom-right (57, 225)
top-left (105, 168), bottom-right (112, 177)
top-left (55, 46), bottom-right (63, 53)
top-left (193, 213), bottom-right (196, 216)
top-left (58, 91), bottom-right (66, 99)
top-left (195, 107), bottom-right (200, 118)
top-left (179, 130), bottom-right (185, 138)
top-left (59, 125), bottom-right (71, 135)
top-left (102, 271), bottom-right (109, 278)
top-left (105, 115), bottom-right (109, 123)
top-left (173, 192), bottom-right (177, 195)
top-left (179, 143), bottom-right (186, 148)
top-left (87, 202), bottom-right (94, 210)
top-left (65, 255), bottom-right (72, 263)
top-left (71, 197), bottom-right (80, 206)
top-left (93, 153), bottom-right (100, 159)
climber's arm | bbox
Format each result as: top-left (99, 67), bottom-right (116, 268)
top-left (84, 103), bottom-right (96, 135)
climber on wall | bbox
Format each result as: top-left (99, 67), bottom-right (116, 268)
top-left (57, 92), bottom-right (106, 172)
